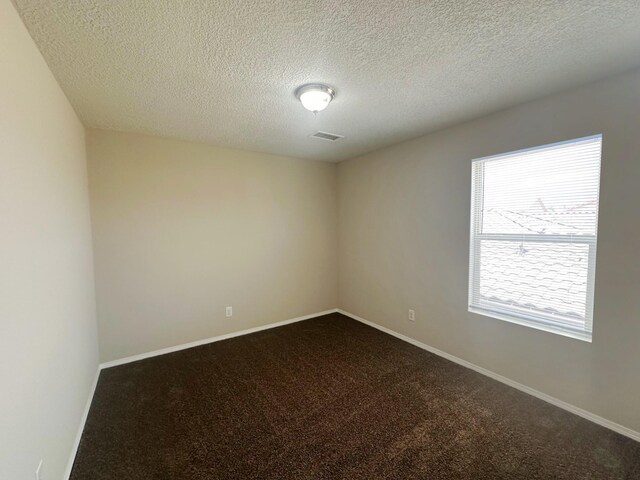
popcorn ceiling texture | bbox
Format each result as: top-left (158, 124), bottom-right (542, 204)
top-left (14, 0), bottom-right (640, 161)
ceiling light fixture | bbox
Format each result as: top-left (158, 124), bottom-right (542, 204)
top-left (295, 84), bottom-right (335, 113)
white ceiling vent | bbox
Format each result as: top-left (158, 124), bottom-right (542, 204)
top-left (310, 131), bottom-right (344, 141)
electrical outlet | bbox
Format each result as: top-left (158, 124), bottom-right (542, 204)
top-left (408, 309), bottom-right (415, 322)
top-left (35, 460), bottom-right (43, 480)
top-left (225, 306), bottom-right (232, 317)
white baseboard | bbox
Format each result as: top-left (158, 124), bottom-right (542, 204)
top-left (100, 309), bottom-right (339, 369)
top-left (64, 366), bottom-right (101, 480)
top-left (337, 309), bottom-right (640, 443)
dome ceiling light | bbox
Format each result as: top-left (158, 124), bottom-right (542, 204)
top-left (295, 84), bottom-right (335, 113)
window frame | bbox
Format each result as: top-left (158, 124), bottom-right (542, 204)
top-left (468, 135), bottom-right (602, 342)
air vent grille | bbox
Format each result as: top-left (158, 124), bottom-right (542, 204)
top-left (311, 131), bottom-right (344, 141)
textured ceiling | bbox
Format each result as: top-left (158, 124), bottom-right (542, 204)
top-left (13, 0), bottom-right (640, 162)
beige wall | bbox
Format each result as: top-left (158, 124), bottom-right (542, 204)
top-left (338, 68), bottom-right (640, 433)
top-left (88, 130), bottom-right (338, 362)
top-left (0, 1), bottom-right (99, 479)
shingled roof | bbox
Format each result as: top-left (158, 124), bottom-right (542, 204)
top-left (478, 201), bottom-right (597, 324)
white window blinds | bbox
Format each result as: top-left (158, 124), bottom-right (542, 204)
top-left (468, 135), bottom-right (602, 341)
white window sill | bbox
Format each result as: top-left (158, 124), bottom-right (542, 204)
top-left (468, 306), bottom-right (592, 343)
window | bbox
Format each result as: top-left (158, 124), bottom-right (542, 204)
top-left (468, 135), bottom-right (602, 341)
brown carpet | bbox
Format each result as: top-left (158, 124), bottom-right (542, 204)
top-left (71, 313), bottom-right (640, 479)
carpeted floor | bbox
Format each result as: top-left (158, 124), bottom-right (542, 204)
top-left (71, 313), bottom-right (640, 479)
